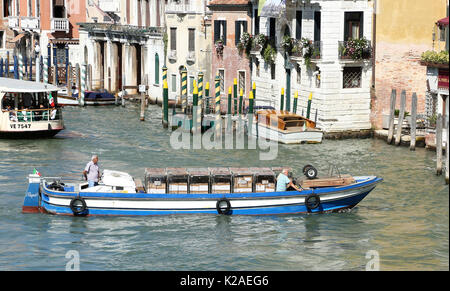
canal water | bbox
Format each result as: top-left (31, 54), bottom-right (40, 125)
top-left (0, 104), bottom-right (448, 271)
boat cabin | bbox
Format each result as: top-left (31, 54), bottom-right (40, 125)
top-left (0, 78), bottom-right (64, 138)
top-left (256, 110), bottom-right (317, 132)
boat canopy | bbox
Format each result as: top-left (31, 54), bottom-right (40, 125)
top-left (102, 170), bottom-right (136, 188)
top-left (0, 78), bottom-right (59, 94)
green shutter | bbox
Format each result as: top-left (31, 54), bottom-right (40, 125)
top-left (155, 53), bottom-right (159, 85)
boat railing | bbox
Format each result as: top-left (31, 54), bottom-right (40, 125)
top-left (5, 108), bottom-right (63, 122)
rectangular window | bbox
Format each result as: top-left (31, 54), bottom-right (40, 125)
top-left (343, 67), bottom-right (362, 88)
top-left (254, 9), bottom-right (260, 35)
top-left (238, 71), bottom-right (245, 96)
top-left (344, 12), bottom-right (363, 40)
top-left (214, 20), bottom-right (227, 45)
top-left (189, 76), bottom-right (195, 94)
top-left (219, 69), bottom-right (225, 94)
top-left (188, 28), bottom-right (195, 52)
top-left (170, 27), bottom-right (177, 51)
top-left (296, 64), bottom-right (301, 84)
top-left (171, 74), bottom-right (177, 92)
top-left (0, 31), bottom-right (4, 49)
top-left (296, 11), bottom-right (302, 39)
top-left (269, 18), bottom-right (276, 44)
top-left (235, 21), bottom-right (248, 45)
top-left (314, 11), bottom-right (321, 42)
top-left (3, 0), bottom-right (12, 17)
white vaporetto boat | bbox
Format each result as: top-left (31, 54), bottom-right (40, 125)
top-left (0, 78), bottom-right (64, 138)
top-left (252, 110), bottom-right (323, 144)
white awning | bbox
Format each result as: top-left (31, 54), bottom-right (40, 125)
top-left (258, 0), bottom-right (286, 18)
top-left (0, 78), bottom-right (59, 94)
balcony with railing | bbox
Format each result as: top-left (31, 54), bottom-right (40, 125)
top-left (51, 18), bottom-right (70, 34)
top-left (21, 17), bottom-right (40, 31)
top-left (290, 40), bottom-right (322, 63)
top-left (338, 39), bottom-right (372, 61)
top-left (7, 16), bottom-right (20, 30)
top-left (165, 2), bottom-right (201, 14)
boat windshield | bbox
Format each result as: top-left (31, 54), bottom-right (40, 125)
top-left (1, 91), bottom-right (62, 122)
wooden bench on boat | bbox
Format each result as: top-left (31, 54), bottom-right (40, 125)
top-left (300, 174), bottom-right (356, 189)
top-left (256, 110), bottom-right (317, 131)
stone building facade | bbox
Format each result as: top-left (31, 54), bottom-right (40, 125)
top-left (251, 0), bottom-right (374, 133)
top-left (208, 0), bottom-right (252, 113)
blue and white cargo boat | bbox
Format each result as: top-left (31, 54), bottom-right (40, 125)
top-left (22, 166), bottom-right (382, 216)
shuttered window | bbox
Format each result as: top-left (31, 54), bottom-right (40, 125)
top-left (296, 11), bottom-right (302, 39)
top-left (170, 27), bottom-right (176, 51)
top-left (214, 20), bottom-right (227, 45)
top-left (235, 21), bottom-right (248, 45)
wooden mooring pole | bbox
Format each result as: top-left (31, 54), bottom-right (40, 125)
top-left (410, 93), bottom-right (417, 151)
top-left (387, 89), bottom-right (397, 144)
top-left (395, 90), bottom-right (406, 146)
top-left (436, 114), bottom-right (443, 175)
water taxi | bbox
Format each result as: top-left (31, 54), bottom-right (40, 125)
top-left (57, 91), bottom-right (117, 106)
top-left (0, 78), bottom-right (64, 138)
top-left (251, 110), bottom-right (323, 144)
top-left (23, 166), bottom-right (382, 216)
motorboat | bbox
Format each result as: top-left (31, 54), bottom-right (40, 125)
top-left (23, 166), bottom-right (382, 216)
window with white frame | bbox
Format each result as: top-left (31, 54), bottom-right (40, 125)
top-left (171, 74), bottom-right (177, 93)
top-left (238, 71), bottom-right (246, 96)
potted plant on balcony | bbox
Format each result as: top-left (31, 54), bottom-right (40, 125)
top-left (252, 34), bottom-right (267, 52)
top-left (420, 50), bottom-right (449, 67)
top-left (237, 32), bottom-right (253, 57)
top-left (301, 37), bottom-right (314, 69)
top-left (281, 35), bottom-right (295, 54)
top-left (215, 39), bottom-right (224, 57)
top-left (339, 37), bottom-right (371, 60)
top-left (262, 44), bottom-right (277, 65)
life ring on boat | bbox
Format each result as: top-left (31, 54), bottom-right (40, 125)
top-left (70, 197), bottom-right (87, 216)
top-left (216, 198), bottom-right (232, 215)
top-left (304, 193), bottom-right (321, 211)
top-left (303, 165), bottom-right (318, 180)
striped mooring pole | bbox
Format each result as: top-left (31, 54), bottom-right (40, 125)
top-left (197, 72), bottom-right (203, 132)
top-left (233, 78), bottom-right (238, 115)
top-left (80, 64), bottom-right (86, 106)
top-left (18, 54), bottom-right (23, 80)
top-left (293, 91), bottom-right (298, 114)
top-left (215, 75), bottom-right (221, 139)
top-left (43, 57), bottom-right (49, 83)
top-left (181, 68), bottom-right (187, 114)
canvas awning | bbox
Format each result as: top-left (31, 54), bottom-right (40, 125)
top-left (437, 17), bottom-right (449, 27)
top-left (10, 33), bottom-right (25, 43)
top-left (258, 0), bottom-right (286, 18)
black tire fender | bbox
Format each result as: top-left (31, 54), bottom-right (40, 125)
top-left (70, 197), bottom-right (87, 216)
top-left (304, 193), bottom-right (321, 211)
top-left (304, 166), bottom-right (318, 180)
top-left (216, 198), bottom-right (232, 215)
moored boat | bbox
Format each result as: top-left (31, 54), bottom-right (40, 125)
top-left (0, 78), bottom-right (64, 139)
top-left (23, 166), bottom-right (382, 216)
top-left (57, 91), bottom-right (117, 106)
top-left (251, 109), bottom-right (323, 144)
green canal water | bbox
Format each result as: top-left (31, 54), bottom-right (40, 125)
top-left (0, 104), bottom-right (448, 270)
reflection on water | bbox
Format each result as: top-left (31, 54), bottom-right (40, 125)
top-left (0, 105), bottom-right (448, 270)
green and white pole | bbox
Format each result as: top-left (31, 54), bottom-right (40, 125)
top-left (280, 87), bottom-right (285, 111)
top-left (293, 91), bottom-right (298, 114)
top-left (197, 72), bottom-right (204, 129)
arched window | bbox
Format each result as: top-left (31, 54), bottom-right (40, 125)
top-left (155, 53), bottom-right (159, 84)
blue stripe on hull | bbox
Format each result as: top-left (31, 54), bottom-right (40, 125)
top-left (40, 191), bottom-right (372, 217)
